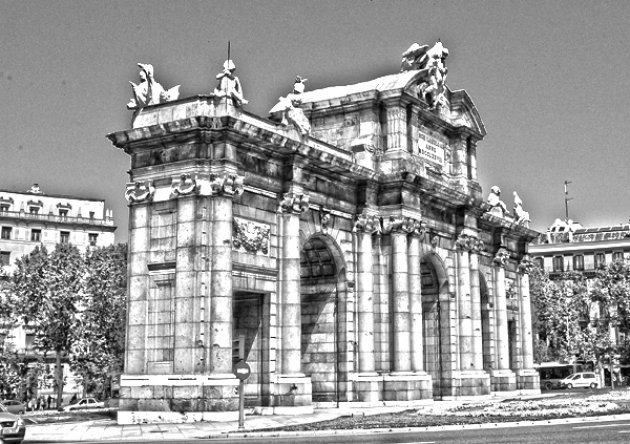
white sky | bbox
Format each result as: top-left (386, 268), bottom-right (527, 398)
top-left (1, 0), bottom-right (629, 242)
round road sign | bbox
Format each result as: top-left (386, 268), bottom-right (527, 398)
top-left (234, 360), bottom-right (251, 380)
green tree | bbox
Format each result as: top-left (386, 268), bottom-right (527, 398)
top-left (11, 244), bottom-right (85, 408)
top-left (71, 243), bottom-right (127, 398)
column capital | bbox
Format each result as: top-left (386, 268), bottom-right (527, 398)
top-left (455, 233), bottom-right (484, 252)
top-left (125, 180), bottom-right (155, 203)
top-left (170, 173), bottom-right (199, 197)
top-left (354, 210), bottom-right (381, 234)
top-left (518, 254), bottom-right (535, 274)
top-left (210, 173), bottom-right (244, 197)
top-left (493, 247), bottom-right (511, 267)
top-left (382, 215), bottom-right (424, 235)
top-left (279, 191), bottom-right (310, 214)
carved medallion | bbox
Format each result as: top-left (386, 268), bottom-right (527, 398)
top-left (232, 217), bottom-right (271, 256)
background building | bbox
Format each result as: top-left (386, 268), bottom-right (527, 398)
top-left (530, 218), bottom-right (630, 275)
top-left (0, 184), bottom-right (116, 400)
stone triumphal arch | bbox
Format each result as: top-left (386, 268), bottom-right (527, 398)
top-left (109, 43), bottom-right (539, 423)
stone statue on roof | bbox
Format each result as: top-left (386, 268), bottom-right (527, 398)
top-left (513, 191), bottom-right (530, 226)
top-left (401, 41), bottom-right (449, 109)
top-left (127, 63), bottom-right (180, 110)
top-left (269, 76), bottom-right (311, 136)
top-left (214, 59), bottom-right (248, 107)
top-left (486, 185), bottom-right (508, 217)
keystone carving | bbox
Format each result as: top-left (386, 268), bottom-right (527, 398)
top-left (171, 173), bottom-right (199, 197)
top-left (354, 211), bottom-right (381, 234)
top-left (279, 192), bottom-right (310, 214)
top-left (320, 208), bottom-right (333, 232)
top-left (518, 255), bottom-right (535, 274)
top-left (210, 174), bottom-right (244, 197)
top-left (125, 181), bottom-right (155, 203)
top-left (493, 247), bottom-right (511, 267)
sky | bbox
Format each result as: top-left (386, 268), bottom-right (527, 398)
top-left (1, 0), bottom-right (629, 242)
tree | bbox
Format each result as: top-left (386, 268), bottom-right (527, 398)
top-left (11, 244), bottom-right (85, 408)
top-left (71, 243), bottom-right (127, 398)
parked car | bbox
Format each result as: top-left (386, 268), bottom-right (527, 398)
top-left (0, 400), bottom-right (24, 415)
top-left (62, 397), bottom-right (104, 412)
top-left (559, 372), bottom-right (599, 389)
top-left (0, 403), bottom-right (26, 444)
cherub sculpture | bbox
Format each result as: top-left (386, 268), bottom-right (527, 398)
top-left (127, 63), bottom-right (180, 110)
top-left (401, 41), bottom-right (449, 109)
top-left (269, 76), bottom-right (311, 135)
top-left (214, 59), bottom-right (248, 107)
top-left (513, 191), bottom-right (530, 226)
top-left (486, 186), bottom-right (508, 217)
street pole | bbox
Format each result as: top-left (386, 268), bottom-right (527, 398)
top-left (238, 378), bottom-right (245, 430)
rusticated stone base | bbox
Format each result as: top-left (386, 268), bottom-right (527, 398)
top-left (383, 372), bottom-right (433, 402)
top-left (273, 375), bottom-right (312, 407)
top-left (441, 370), bottom-right (491, 398)
top-left (117, 374), bottom-right (239, 424)
top-left (515, 368), bottom-right (540, 391)
top-left (489, 369), bottom-right (517, 392)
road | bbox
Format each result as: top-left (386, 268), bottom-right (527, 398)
top-left (24, 417), bottom-right (630, 443)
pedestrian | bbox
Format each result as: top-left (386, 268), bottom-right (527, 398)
top-left (47, 395), bottom-right (52, 410)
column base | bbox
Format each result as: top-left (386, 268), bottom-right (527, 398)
top-left (117, 374), bottom-right (239, 424)
top-left (440, 370), bottom-right (491, 398)
top-left (515, 368), bottom-right (541, 391)
top-left (383, 371), bottom-right (433, 402)
top-left (273, 374), bottom-right (312, 407)
top-left (489, 368), bottom-right (517, 392)
top-left (354, 373), bottom-right (383, 403)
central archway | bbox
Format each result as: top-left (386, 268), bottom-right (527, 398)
top-left (299, 235), bottom-right (348, 402)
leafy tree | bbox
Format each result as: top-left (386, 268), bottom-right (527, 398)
top-left (532, 259), bottom-right (630, 384)
top-left (11, 244), bottom-right (85, 408)
top-left (71, 243), bottom-right (127, 398)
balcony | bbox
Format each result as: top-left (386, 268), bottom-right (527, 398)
top-left (0, 210), bottom-right (115, 228)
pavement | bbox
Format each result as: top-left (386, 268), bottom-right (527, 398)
top-left (21, 393), bottom-right (630, 442)
top-left (23, 404), bottom-right (412, 442)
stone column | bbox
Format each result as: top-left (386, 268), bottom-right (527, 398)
top-left (455, 234), bottom-right (474, 371)
top-left (408, 226), bottom-right (424, 372)
top-left (516, 255), bottom-right (539, 390)
top-left (489, 247), bottom-right (516, 392)
top-left (382, 216), bottom-right (431, 401)
top-left (407, 105), bottom-right (419, 155)
top-left (209, 173), bottom-right (244, 376)
top-left (354, 211), bottom-right (382, 402)
top-left (469, 241), bottom-right (484, 370)
top-left (391, 228), bottom-right (411, 372)
top-left (276, 191), bottom-right (312, 409)
top-left (468, 139), bottom-right (478, 181)
top-left (386, 105), bottom-right (407, 152)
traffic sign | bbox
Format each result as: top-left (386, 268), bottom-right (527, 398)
top-left (234, 360), bottom-right (251, 381)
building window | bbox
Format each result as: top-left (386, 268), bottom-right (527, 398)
top-left (88, 233), bottom-right (98, 246)
top-left (595, 252), bottom-right (606, 269)
top-left (0, 204), bottom-right (9, 212)
top-left (31, 229), bottom-right (41, 242)
top-left (0, 251), bottom-right (10, 266)
top-left (573, 255), bottom-right (584, 271)
top-left (60, 231), bottom-right (70, 244)
top-left (534, 257), bottom-right (544, 269)
top-left (89, 211), bottom-right (95, 219)
top-left (553, 255), bottom-right (564, 272)
top-left (1, 226), bottom-right (12, 240)
top-left (29, 206), bottom-right (40, 214)
top-left (59, 209), bottom-right (68, 217)
top-left (613, 252), bottom-right (625, 263)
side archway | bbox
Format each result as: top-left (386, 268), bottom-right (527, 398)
top-left (420, 252), bottom-right (452, 400)
top-left (299, 234), bottom-right (350, 402)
